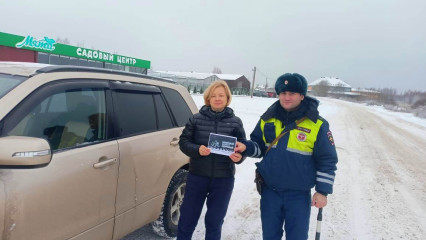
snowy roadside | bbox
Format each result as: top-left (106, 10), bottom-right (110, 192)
top-left (124, 95), bottom-right (426, 240)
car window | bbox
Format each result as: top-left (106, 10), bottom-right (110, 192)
top-left (3, 83), bottom-right (108, 151)
top-left (161, 87), bottom-right (193, 127)
top-left (113, 86), bottom-right (176, 137)
top-left (114, 90), bottom-right (157, 136)
top-left (0, 73), bottom-right (27, 99)
top-left (154, 94), bottom-right (174, 130)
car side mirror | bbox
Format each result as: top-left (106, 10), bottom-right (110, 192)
top-left (0, 136), bottom-right (52, 168)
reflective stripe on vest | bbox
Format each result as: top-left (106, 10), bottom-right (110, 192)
top-left (260, 118), bottom-right (323, 155)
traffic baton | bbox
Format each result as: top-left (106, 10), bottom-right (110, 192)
top-left (315, 208), bottom-right (323, 240)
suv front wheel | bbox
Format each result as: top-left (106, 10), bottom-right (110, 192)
top-left (151, 169), bottom-right (188, 238)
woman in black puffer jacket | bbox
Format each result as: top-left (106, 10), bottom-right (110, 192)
top-left (177, 80), bottom-right (246, 240)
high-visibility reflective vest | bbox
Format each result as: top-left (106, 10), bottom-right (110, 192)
top-left (260, 117), bottom-right (323, 155)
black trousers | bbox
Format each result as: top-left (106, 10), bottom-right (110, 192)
top-left (177, 173), bottom-right (235, 240)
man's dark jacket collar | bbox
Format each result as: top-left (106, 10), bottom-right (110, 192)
top-left (260, 96), bottom-right (320, 124)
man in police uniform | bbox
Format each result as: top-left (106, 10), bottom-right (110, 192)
top-left (236, 73), bottom-right (338, 240)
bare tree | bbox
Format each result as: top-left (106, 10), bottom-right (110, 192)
top-left (212, 67), bottom-right (222, 74)
top-left (378, 88), bottom-right (397, 105)
top-left (401, 90), bottom-right (426, 105)
top-left (312, 80), bottom-right (330, 97)
top-left (412, 98), bottom-right (426, 109)
top-left (55, 37), bottom-right (70, 44)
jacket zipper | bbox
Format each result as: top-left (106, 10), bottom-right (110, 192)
top-left (212, 113), bottom-right (219, 177)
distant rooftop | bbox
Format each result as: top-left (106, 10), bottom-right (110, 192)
top-left (309, 77), bottom-right (351, 88)
top-left (151, 70), bottom-right (243, 81)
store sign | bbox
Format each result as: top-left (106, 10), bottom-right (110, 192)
top-left (76, 48), bottom-right (114, 62)
top-left (16, 35), bottom-right (56, 51)
top-left (0, 31), bottom-right (151, 69)
top-left (75, 48), bottom-right (138, 66)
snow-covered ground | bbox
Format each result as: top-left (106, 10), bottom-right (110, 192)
top-left (124, 95), bottom-right (426, 240)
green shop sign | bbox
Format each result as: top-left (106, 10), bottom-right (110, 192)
top-left (0, 32), bottom-right (150, 69)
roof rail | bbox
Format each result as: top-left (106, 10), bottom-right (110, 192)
top-left (35, 65), bottom-right (176, 84)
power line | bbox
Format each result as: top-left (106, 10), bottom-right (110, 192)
top-left (254, 67), bottom-right (279, 89)
top-left (256, 68), bottom-right (269, 79)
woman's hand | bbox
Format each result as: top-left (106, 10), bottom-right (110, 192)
top-left (199, 145), bottom-right (211, 156)
top-left (234, 141), bottom-right (246, 153)
top-left (229, 152), bottom-right (242, 163)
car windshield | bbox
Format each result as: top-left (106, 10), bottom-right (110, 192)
top-left (0, 73), bottom-right (27, 99)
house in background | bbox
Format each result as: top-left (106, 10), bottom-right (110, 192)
top-left (149, 70), bottom-right (251, 94)
top-left (308, 77), bottom-right (355, 98)
top-left (308, 77), bottom-right (381, 100)
top-left (308, 77), bottom-right (352, 95)
top-left (351, 88), bottom-right (381, 100)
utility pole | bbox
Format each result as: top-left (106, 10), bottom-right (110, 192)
top-left (250, 66), bottom-right (256, 98)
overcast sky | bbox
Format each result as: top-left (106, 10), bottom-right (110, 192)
top-left (2, 0), bottom-right (426, 92)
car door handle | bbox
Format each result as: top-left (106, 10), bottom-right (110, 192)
top-left (170, 137), bottom-right (179, 146)
top-left (93, 158), bottom-right (117, 169)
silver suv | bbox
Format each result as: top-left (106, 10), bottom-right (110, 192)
top-left (0, 62), bottom-right (197, 240)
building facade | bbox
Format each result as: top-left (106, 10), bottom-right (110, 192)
top-left (150, 70), bottom-right (251, 94)
top-left (0, 32), bottom-right (150, 74)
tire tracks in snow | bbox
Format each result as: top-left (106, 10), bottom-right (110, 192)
top-left (323, 98), bottom-right (426, 239)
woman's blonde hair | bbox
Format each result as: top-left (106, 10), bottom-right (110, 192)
top-left (203, 80), bottom-right (232, 106)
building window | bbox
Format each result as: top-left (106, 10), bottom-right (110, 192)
top-left (111, 64), bottom-right (119, 70)
top-left (70, 57), bottom-right (79, 66)
top-left (87, 60), bottom-right (96, 67)
top-left (95, 61), bottom-right (103, 68)
top-left (34, 51), bottom-right (144, 72)
top-left (49, 54), bottom-right (61, 65)
top-left (78, 58), bottom-right (88, 66)
top-left (59, 56), bottom-right (70, 65)
top-left (38, 52), bottom-right (49, 64)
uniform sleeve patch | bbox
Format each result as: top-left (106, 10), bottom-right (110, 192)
top-left (327, 131), bottom-right (335, 146)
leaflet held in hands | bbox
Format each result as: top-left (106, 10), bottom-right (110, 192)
top-left (208, 133), bottom-right (237, 156)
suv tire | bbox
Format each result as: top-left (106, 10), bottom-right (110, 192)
top-left (151, 169), bottom-right (188, 238)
